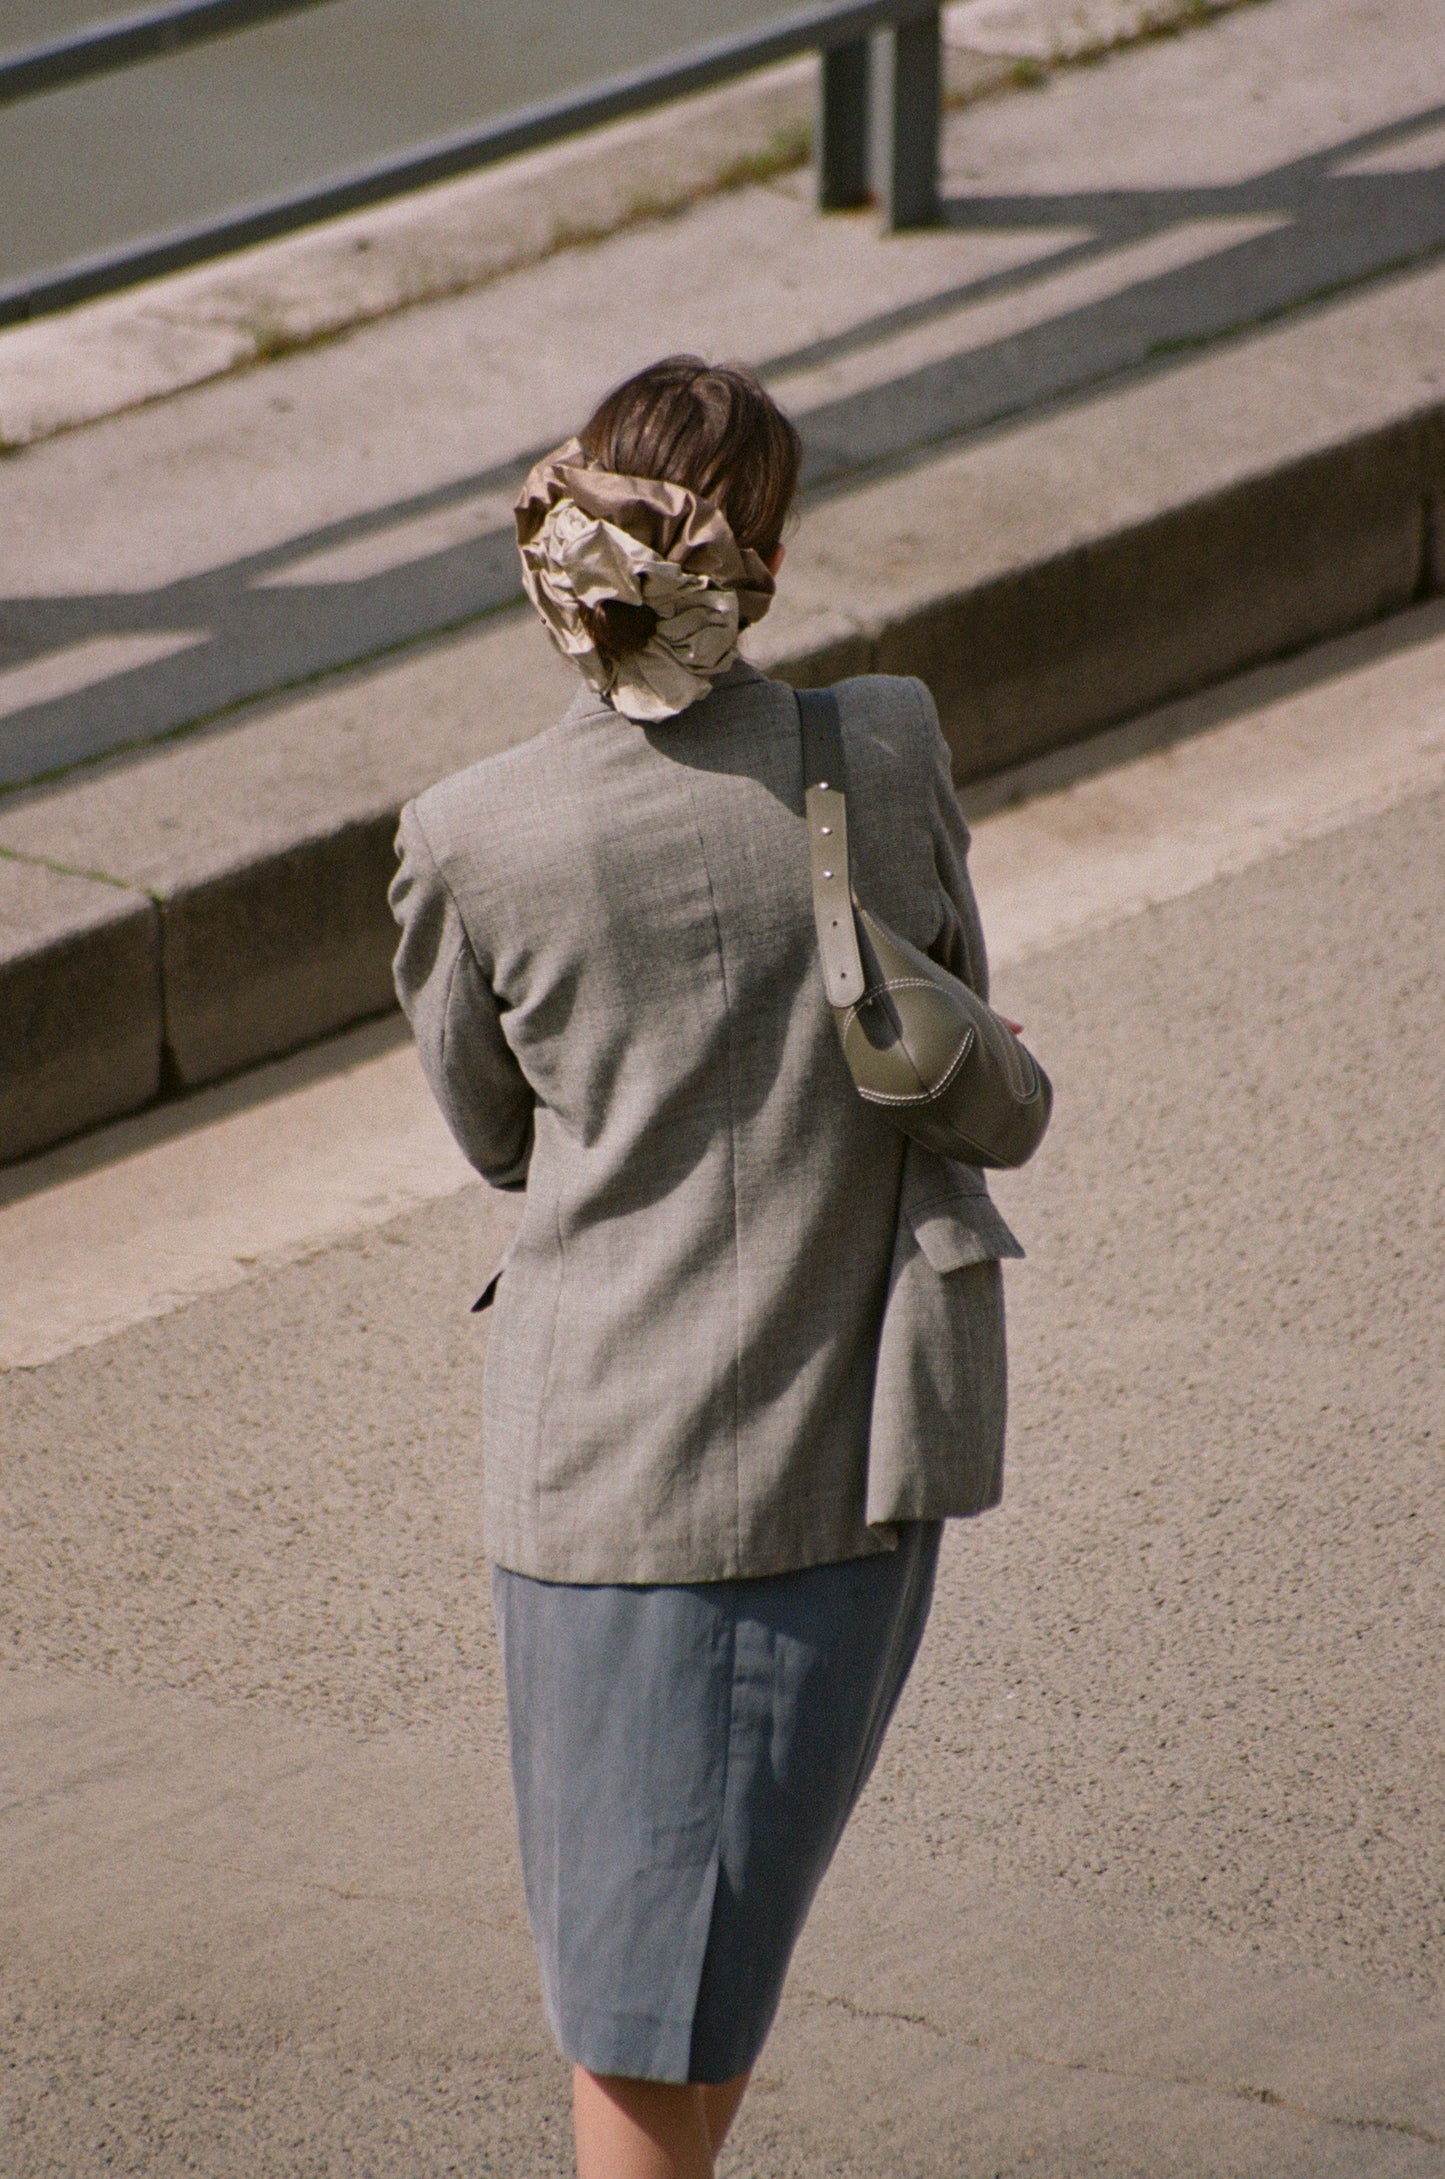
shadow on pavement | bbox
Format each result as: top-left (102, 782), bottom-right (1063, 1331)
top-left (2, 101), bottom-right (1443, 792)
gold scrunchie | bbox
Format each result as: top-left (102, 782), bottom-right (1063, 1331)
top-left (513, 436), bottom-right (776, 723)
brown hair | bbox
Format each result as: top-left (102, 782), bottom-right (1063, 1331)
top-left (577, 355), bottom-right (801, 664)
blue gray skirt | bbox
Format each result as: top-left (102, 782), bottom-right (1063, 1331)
top-left (490, 1521), bottom-right (941, 2085)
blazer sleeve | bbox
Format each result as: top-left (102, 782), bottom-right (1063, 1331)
top-left (917, 686), bottom-right (990, 1003)
top-left (390, 800), bottom-right (535, 1190)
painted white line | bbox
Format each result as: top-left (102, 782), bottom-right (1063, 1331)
top-left (3, 603), bottom-right (1443, 1372)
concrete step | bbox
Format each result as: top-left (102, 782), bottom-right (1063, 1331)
top-left (1, 0), bottom-right (1441, 1163)
top-left (8, 593), bottom-right (1445, 1374)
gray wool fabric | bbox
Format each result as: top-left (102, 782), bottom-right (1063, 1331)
top-left (490, 1521), bottom-right (943, 2083)
top-left (390, 660), bottom-right (1022, 1583)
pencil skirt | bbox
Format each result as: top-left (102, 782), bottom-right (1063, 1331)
top-left (489, 1520), bottom-right (941, 2084)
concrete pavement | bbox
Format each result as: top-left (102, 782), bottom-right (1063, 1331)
top-left (2, 609), bottom-right (1443, 2175)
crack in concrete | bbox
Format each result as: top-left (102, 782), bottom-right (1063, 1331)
top-left (795, 1987), bottom-right (1444, 2146)
top-left (795, 1986), bottom-right (948, 2039)
top-left (1017, 2050), bottom-right (1445, 2150)
top-left (0, 840), bottom-right (147, 893)
top-left (155, 1850), bottom-right (443, 1911)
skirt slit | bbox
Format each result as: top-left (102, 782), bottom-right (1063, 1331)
top-left (491, 1520), bottom-right (942, 2085)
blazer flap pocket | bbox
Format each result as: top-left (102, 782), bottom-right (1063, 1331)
top-left (908, 1191), bottom-right (1024, 1272)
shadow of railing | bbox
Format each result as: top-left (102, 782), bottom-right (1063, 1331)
top-left (3, 99), bottom-right (1444, 793)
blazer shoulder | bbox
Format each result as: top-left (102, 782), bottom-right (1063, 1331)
top-left (834, 671), bottom-right (938, 748)
top-left (836, 666), bottom-right (937, 727)
top-left (406, 710), bottom-right (589, 860)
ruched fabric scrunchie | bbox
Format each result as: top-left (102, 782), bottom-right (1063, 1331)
top-left (513, 437), bottom-right (776, 723)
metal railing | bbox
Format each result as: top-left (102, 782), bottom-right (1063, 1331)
top-left (0, 0), bottom-right (942, 327)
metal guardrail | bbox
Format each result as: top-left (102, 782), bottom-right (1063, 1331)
top-left (0, 0), bottom-right (942, 327)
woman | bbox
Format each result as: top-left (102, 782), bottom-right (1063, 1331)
top-left (390, 356), bottom-right (1023, 2179)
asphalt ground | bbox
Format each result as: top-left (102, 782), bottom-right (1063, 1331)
top-left (2, 610), bottom-right (1443, 2175)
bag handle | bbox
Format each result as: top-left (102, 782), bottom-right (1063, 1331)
top-left (797, 688), bottom-right (867, 1010)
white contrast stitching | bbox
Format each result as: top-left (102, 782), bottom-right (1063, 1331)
top-left (845, 993), bottom-right (975, 1104)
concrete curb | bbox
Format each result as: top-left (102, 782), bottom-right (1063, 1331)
top-left (2, 247), bottom-right (1441, 1165)
top-left (873, 412), bottom-right (1440, 768)
top-left (0, 857), bottom-right (161, 1160)
top-left (2, 417), bottom-right (1438, 1164)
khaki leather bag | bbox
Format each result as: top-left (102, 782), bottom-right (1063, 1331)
top-left (798, 688), bottom-right (1053, 1171)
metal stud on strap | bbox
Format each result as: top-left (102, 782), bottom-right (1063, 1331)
top-left (797, 689), bottom-right (866, 1012)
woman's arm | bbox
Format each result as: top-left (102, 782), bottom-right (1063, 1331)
top-left (390, 802), bottom-right (535, 1190)
top-left (917, 688), bottom-right (990, 1003)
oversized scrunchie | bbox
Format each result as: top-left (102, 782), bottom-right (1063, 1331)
top-left (513, 436), bottom-right (776, 723)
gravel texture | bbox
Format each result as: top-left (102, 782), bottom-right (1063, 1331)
top-left (2, 784), bottom-right (1442, 2174)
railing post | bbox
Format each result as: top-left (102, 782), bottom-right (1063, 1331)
top-left (878, 7), bottom-right (941, 230)
top-left (817, 37), bottom-right (871, 210)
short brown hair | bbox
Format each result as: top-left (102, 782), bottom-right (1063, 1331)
top-left (579, 356), bottom-right (801, 663)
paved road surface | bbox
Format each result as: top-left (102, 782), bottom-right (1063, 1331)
top-left (3, 605), bottom-right (1443, 2175)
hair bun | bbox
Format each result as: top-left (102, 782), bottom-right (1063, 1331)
top-left (582, 596), bottom-right (661, 664)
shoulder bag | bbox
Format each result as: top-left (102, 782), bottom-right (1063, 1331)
top-left (797, 687), bottom-right (1053, 1170)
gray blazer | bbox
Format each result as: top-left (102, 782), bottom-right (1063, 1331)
top-left (390, 660), bottom-right (1023, 1583)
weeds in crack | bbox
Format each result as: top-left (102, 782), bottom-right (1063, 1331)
top-left (0, 841), bottom-right (141, 893)
top-left (716, 121), bottom-right (814, 192)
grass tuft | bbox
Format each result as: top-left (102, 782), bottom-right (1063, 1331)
top-left (244, 313), bottom-right (307, 364)
top-left (715, 120), bottom-right (814, 190)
